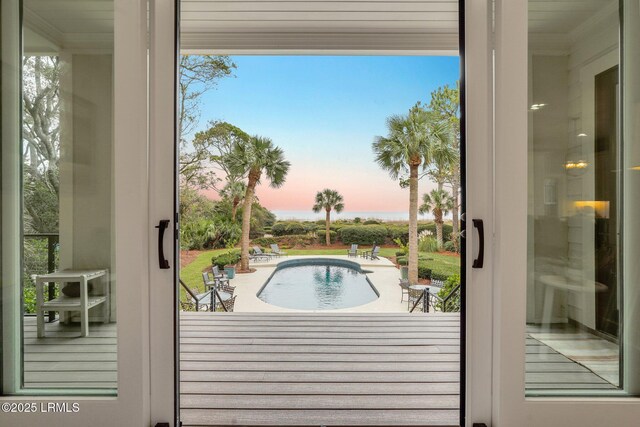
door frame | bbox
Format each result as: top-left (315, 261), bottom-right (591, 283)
top-left (491, 0), bottom-right (640, 425)
top-left (0, 0), bottom-right (157, 425)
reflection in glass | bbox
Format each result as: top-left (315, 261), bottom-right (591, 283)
top-left (525, 0), bottom-right (632, 395)
top-left (17, 0), bottom-right (116, 392)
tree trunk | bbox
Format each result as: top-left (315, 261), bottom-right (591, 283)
top-left (408, 163), bottom-right (419, 284)
top-left (239, 172), bottom-right (259, 271)
top-left (231, 198), bottom-right (239, 222)
top-left (325, 209), bottom-right (331, 246)
top-left (436, 218), bottom-right (444, 250)
top-left (451, 169), bottom-right (460, 238)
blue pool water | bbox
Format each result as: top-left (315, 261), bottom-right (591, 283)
top-left (257, 259), bottom-right (379, 310)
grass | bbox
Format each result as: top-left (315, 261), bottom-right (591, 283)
top-left (178, 247), bottom-right (460, 299)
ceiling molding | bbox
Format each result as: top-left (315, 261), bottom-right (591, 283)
top-left (23, 7), bottom-right (64, 48)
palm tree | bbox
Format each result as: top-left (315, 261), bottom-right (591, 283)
top-left (419, 189), bottom-right (454, 250)
top-left (227, 136), bottom-right (290, 271)
top-left (372, 105), bottom-right (452, 284)
top-left (220, 180), bottom-right (247, 222)
top-left (312, 189), bottom-right (345, 246)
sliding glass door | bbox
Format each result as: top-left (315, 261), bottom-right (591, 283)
top-left (0, 0), bottom-right (177, 425)
top-left (490, 0), bottom-right (640, 424)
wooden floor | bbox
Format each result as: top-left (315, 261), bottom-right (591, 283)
top-left (180, 312), bottom-right (461, 426)
top-left (23, 313), bottom-right (617, 425)
top-left (23, 316), bottom-right (117, 389)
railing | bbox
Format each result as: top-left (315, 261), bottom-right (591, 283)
top-left (410, 284), bottom-right (461, 313)
top-left (24, 233), bottom-right (59, 322)
top-left (179, 279), bottom-right (227, 312)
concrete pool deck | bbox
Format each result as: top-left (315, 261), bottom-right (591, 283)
top-left (230, 255), bottom-right (408, 313)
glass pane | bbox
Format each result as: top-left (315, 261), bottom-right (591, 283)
top-left (2, 0), bottom-right (116, 393)
top-left (525, 0), bottom-right (636, 395)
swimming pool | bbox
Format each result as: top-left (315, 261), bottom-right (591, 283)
top-left (257, 258), bottom-right (379, 310)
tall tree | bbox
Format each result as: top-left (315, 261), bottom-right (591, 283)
top-left (179, 56), bottom-right (236, 189)
top-left (186, 121), bottom-right (250, 190)
top-left (419, 189), bottom-right (454, 250)
top-left (429, 83), bottom-right (461, 236)
top-left (220, 180), bottom-right (247, 222)
top-left (22, 56), bottom-right (61, 233)
top-left (227, 136), bottom-right (290, 271)
top-left (373, 105), bottom-right (453, 284)
top-left (312, 189), bottom-right (345, 246)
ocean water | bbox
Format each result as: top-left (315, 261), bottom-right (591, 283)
top-left (272, 210), bottom-right (434, 221)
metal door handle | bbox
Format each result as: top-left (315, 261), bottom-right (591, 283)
top-left (155, 219), bottom-right (170, 269)
top-left (472, 219), bottom-right (484, 269)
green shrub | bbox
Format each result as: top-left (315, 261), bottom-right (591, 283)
top-left (431, 271), bottom-right (450, 281)
top-left (271, 221), bottom-right (306, 236)
top-left (395, 251), bottom-right (405, 257)
top-left (303, 222), bottom-right (320, 233)
top-left (443, 240), bottom-right (456, 252)
top-left (363, 219), bottom-right (380, 225)
top-left (437, 273), bottom-right (461, 312)
top-left (271, 222), bottom-right (287, 236)
top-left (274, 234), bottom-right (316, 248)
top-left (252, 236), bottom-right (277, 247)
top-left (354, 217), bottom-right (362, 224)
top-left (316, 229), bottom-right (337, 244)
top-left (211, 251), bottom-right (241, 269)
top-left (338, 225), bottom-right (387, 245)
top-left (418, 265), bottom-right (432, 280)
top-left (418, 237), bottom-right (438, 253)
top-left (397, 256), bottom-right (408, 266)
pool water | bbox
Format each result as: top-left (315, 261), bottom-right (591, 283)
top-left (257, 259), bottom-right (379, 310)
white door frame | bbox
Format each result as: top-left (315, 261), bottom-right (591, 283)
top-left (490, 0), bottom-right (640, 425)
top-left (149, 0), bottom-right (179, 425)
top-left (463, 0), bottom-right (494, 425)
top-left (0, 0), bottom-right (161, 425)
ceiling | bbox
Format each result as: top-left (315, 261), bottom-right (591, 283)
top-left (22, 0), bottom-right (615, 54)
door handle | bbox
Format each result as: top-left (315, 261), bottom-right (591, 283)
top-left (155, 219), bottom-right (170, 269)
top-left (472, 219), bottom-right (484, 269)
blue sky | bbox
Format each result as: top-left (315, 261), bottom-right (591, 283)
top-left (197, 55), bottom-right (459, 213)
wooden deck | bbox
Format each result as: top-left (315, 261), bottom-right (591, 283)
top-left (23, 316), bottom-right (117, 389)
top-left (180, 312), bottom-right (461, 426)
top-left (23, 313), bottom-right (617, 425)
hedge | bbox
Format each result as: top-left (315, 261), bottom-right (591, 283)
top-left (252, 236), bottom-right (277, 247)
top-left (271, 222), bottom-right (306, 236)
top-left (316, 229), bottom-right (337, 244)
top-left (338, 225), bottom-right (388, 245)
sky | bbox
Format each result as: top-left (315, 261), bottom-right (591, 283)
top-left (194, 55), bottom-right (459, 218)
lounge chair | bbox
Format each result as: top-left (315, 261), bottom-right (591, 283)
top-left (250, 246), bottom-right (272, 262)
top-left (270, 244), bottom-right (287, 257)
top-left (347, 244), bottom-right (358, 257)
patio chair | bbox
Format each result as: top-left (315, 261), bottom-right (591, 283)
top-left (217, 295), bottom-right (237, 312)
top-left (211, 265), bottom-right (230, 286)
top-left (399, 278), bottom-right (410, 302)
top-left (361, 243), bottom-right (376, 258)
top-left (218, 282), bottom-right (235, 295)
top-left (202, 272), bottom-right (216, 290)
top-left (270, 244), bottom-right (288, 257)
top-left (347, 244), bottom-right (358, 257)
top-left (180, 280), bottom-right (214, 312)
top-left (363, 245), bottom-right (380, 260)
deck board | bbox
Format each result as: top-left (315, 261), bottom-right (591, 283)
top-left (22, 312), bottom-right (618, 425)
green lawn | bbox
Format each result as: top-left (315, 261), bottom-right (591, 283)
top-left (179, 247), bottom-right (460, 298)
